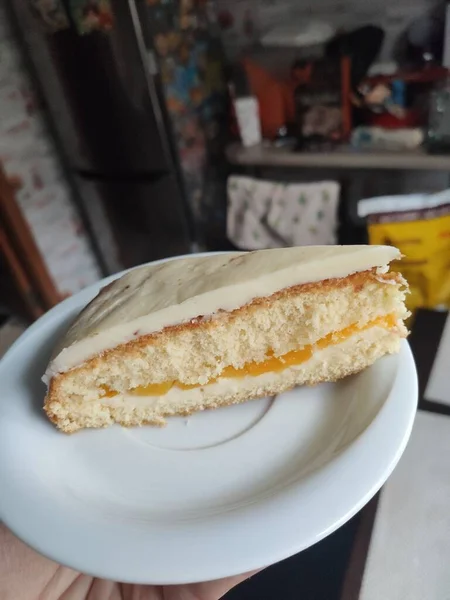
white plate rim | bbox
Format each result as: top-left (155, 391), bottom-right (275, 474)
top-left (0, 254), bottom-right (418, 584)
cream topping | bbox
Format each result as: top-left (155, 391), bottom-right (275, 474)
top-left (44, 245), bottom-right (400, 382)
top-left (101, 371), bottom-right (258, 408)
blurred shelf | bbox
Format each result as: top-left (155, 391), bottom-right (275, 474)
top-left (226, 143), bottom-right (450, 171)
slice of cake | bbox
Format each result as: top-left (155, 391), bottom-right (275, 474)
top-left (43, 245), bottom-right (409, 433)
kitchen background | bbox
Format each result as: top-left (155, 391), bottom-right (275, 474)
top-left (1, 0), bottom-right (449, 321)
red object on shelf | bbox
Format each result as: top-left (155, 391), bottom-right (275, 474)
top-left (366, 109), bottom-right (423, 129)
top-left (341, 56), bottom-right (352, 139)
top-left (363, 66), bottom-right (449, 87)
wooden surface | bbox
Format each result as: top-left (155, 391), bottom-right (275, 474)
top-left (226, 143), bottom-right (450, 171)
top-left (0, 223), bottom-right (43, 320)
top-left (0, 169), bottom-right (61, 318)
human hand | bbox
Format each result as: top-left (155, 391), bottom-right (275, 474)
top-left (0, 523), bottom-right (257, 599)
top-left (121, 572), bottom-right (257, 599)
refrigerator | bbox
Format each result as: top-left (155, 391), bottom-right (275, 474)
top-left (9, 0), bottom-right (228, 271)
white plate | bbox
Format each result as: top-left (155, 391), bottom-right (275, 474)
top-left (0, 256), bottom-right (418, 585)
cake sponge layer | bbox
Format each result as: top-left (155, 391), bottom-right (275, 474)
top-left (45, 324), bottom-right (402, 433)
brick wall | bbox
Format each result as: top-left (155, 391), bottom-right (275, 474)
top-left (0, 5), bottom-right (104, 296)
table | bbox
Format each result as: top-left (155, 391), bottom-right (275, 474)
top-left (226, 309), bottom-right (448, 600)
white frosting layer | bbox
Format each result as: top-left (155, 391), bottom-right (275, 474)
top-left (45, 245), bottom-right (400, 381)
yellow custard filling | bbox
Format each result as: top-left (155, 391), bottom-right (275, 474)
top-left (101, 314), bottom-right (397, 399)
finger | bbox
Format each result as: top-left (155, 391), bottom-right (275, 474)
top-left (0, 524), bottom-right (80, 600)
top-left (178, 569), bottom-right (261, 600)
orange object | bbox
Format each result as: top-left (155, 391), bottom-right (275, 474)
top-left (241, 58), bottom-right (295, 139)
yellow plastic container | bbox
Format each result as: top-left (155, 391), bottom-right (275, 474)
top-left (358, 191), bottom-right (450, 313)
